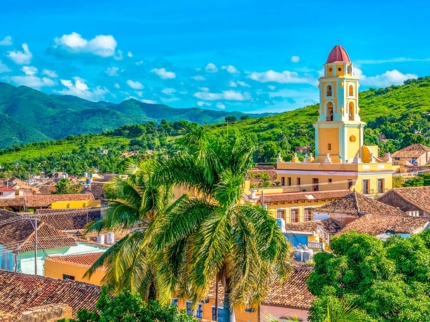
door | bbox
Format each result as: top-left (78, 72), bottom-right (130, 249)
top-left (313, 178), bottom-right (319, 191)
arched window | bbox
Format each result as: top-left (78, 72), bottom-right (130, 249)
top-left (349, 102), bottom-right (354, 121)
top-left (327, 102), bottom-right (334, 121)
top-left (349, 85), bottom-right (354, 97)
top-left (326, 85), bottom-right (332, 97)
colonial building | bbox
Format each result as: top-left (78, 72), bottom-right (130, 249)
top-left (275, 45), bottom-right (394, 196)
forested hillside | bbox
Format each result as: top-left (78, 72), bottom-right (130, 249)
top-left (0, 82), bottom-right (260, 149)
top-left (1, 76), bottom-right (430, 179)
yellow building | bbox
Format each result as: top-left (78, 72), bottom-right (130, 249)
top-left (44, 252), bottom-right (106, 285)
top-left (275, 45), bottom-right (393, 196)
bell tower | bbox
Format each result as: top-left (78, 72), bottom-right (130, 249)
top-left (314, 45), bottom-right (365, 163)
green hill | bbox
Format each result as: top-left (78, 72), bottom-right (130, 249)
top-left (1, 76), bottom-right (430, 178)
top-left (0, 83), bottom-right (263, 149)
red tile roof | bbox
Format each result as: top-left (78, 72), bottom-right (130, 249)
top-left (0, 270), bottom-right (101, 319)
top-left (377, 187), bottom-right (430, 214)
top-left (46, 252), bottom-right (105, 268)
top-left (337, 214), bottom-right (430, 236)
top-left (315, 192), bottom-right (407, 217)
top-left (0, 187), bottom-right (15, 192)
top-left (33, 208), bottom-right (102, 231)
top-left (0, 194), bottom-right (94, 208)
top-left (284, 218), bottom-right (344, 236)
top-left (326, 45), bottom-right (350, 63)
top-left (392, 144), bottom-right (430, 158)
top-left (260, 190), bottom-right (350, 203)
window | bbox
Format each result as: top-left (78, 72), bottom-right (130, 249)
top-left (212, 307), bottom-right (225, 322)
top-left (326, 85), bottom-right (332, 97)
top-left (363, 179), bottom-right (370, 194)
top-left (313, 178), bottom-right (319, 191)
top-left (328, 143), bottom-right (332, 151)
top-left (378, 179), bottom-right (385, 194)
top-left (304, 208), bottom-right (313, 221)
top-left (290, 209), bottom-right (299, 223)
top-left (171, 298), bottom-right (178, 307)
top-left (281, 177), bottom-right (285, 186)
top-left (277, 209), bottom-right (286, 220)
top-left (288, 177), bottom-right (292, 186)
top-left (348, 180), bottom-right (353, 189)
top-left (349, 85), bottom-right (354, 96)
top-left (195, 304), bottom-right (203, 318)
top-left (297, 178), bottom-right (301, 186)
top-left (186, 301), bottom-right (193, 316)
top-left (349, 102), bottom-right (354, 121)
top-left (328, 179), bottom-right (332, 184)
top-left (326, 102), bottom-right (334, 121)
top-left (63, 274), bottom-right (75, 280)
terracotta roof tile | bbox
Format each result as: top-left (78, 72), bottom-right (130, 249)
top-left (284, 218), bottom-right (344, 236)
top-left (46, 252), bottom-right (105, 268)
top-left (378, 187), bottom-right (430, 214)
top-left (392, 144), bottom-right (430, 158)
top-left (337, 214), bottom-right (430, 236)
top-left (33, 208), bottom-right (101, 231)
top-left (315, 192), bottom-right (407, 217)
top-left (0, 194), bottom-right (94, 208)
top-left (0, 270), bottom-right (100, 319)
top-left (260, 190), bottom-right (350, 203)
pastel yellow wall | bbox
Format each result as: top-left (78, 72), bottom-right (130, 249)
top-left (276, 173), bottom-right (354, 192)
top-left (51, 200), bottom-right (101, 209)
top-left (266, 200), bottom-right (331, 223)
top-left (44, 259), bottom-right (105, 285)
top-left (318, 128), bottom-right (339, 156)
top-left (177, 298), bottom-right (258, 322)
top-left (346, 127), bottom-right (361, 161)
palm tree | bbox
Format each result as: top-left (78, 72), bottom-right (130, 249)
top-left (322, 297), bottom-right (370, 322)
top-left (84, 161), bottom-right (182, 301)
top-left (147, 127), bottom-right (292, 322)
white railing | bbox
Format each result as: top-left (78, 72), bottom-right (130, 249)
top-left (309, 242), bottom-right (324, 249)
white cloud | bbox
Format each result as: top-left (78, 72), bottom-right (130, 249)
top-left (141, 99), bottom-right (157, 104)
top-left (126, 80), bottom-right (144, 89)
top-left (216, 102), bottom-right (226, 109)
top-left (127, 51), bottom-right (133, 57)
top-left (42, 69), bottom-right (58, 78)
top-left (22, 66), bottom-right (37, 76)
top-left (136, 60), bottom-right (144, 65)
top-left (291, 56), bottom-right (300, 63)
top-left (161, 88), bottom-right (176, 95)
top-left (54, 32), bottom-right (117, 57)
top-left (151, 68), bottom-right (176, 79)
top-left (58, 77), bottom-right (108, 100)
top-left (0, 61), bottom-right (11, 73)
top-left (194, 90), bottom-right (250, 101)
top-left (106, 67), bottom-right (119, 76)
top-left (354, 67), bottom-right (417, 87)
top-left (205, 63), bottom-right (218, 73)
top-left (197, 101), bottom-right (211, 107)
top-left (268, 85), bottom-right (276, 90)
top-left (7, 43), bottom-right (32, 64)
top-left (9, 75), bottom-right (55, 87)
top-left (222, 65), bottom-right (239, 74)
top-left (114, 83), bottom-right (120, 89)
top-left (192, 75), bottom-right (205, 81)
top-left (228, 81), bottom-right (237, 87)
top-left (237, 81), bottom-right (250, 87)
top-left (248, 70), bottom-right (312, 84)
top-left (0, 36), bottom-right (12, 46)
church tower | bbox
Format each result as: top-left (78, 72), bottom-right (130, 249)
top-left (314, 45), bottom-right (365, 163)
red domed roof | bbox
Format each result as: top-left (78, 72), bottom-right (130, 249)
top-left (326, 45), bottom-right (350, 63)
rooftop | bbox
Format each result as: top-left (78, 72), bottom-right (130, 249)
top-left (337, 214), bottom-right (430, 236)
top-left (46, 252), bottom-right (105, 268)
top-left (315, 192), bottom-right (407, 217)
top-left (0, 270), bottom-right (100, 319)
top-left (326, 45), bottom-right (350, 64)
top-left (391, 144), bottom-right (430, 158)
top-left (33, 208), bottom-right (102, 231)
top-left (284, 218), bottom-right (344, 236)
top-left (378, 186), bottom-right (430, 214)
top-left (0, 193), bottom-right (94, 208)
top-left (261, 190), bottom-right (350, 203)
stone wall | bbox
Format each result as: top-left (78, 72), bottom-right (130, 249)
top-left (20, 304), bottom-right (72, 322)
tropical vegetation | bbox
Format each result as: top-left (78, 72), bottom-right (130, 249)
top-left (307, 231), bottom-right (430, 321)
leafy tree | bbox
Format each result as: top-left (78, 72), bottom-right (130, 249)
top-left (225, 116), bottom-right (237, 123)
top-left (60, 288), bottom-right (194, 322)
top-left (240, 115), bottom-right (250, 120)
top-left (148, 127), bottom-right (291, 322)
top-left (54, 178), bottom-right (82, 194)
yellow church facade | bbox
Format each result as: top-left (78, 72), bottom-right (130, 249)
top-left (275, 45), bottom-right (394, 196)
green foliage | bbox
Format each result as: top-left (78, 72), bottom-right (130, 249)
top-left (403, 173), bottom-right (430, 187)
top-left (308, 232), bottom-right (430, 321)
top-left (59, 288), bottom-right (194, 322)
top-left (54, 178), bottom-right (82, 194)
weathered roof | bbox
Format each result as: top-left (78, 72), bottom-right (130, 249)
top-left (284, 218), bottom-right (344, 236)
top-left (0, 210), bottom-right (77, 252)
top-left (206, 267), bottom-right (314, 309)
top-left (0, 270), bottom-right (101, 319)
top-left (46, 252), bottom-right (105, 268)
top-left (260, 190), bottom-right (350, 203)
top-left (378, 187), bottom-right (430, 214)
top-left (337, 214), bottom-right (430, 236)
top-left (0, 194), bottom-right (94, 208)
top-left (0, 187), bottom-right (15, 192)
top-left (33, 208), bottom-right (101, 231)
top-left (326, 45), bottom-right (350, 63)
top-left (315, 192), bottom-right (407, 217)
top-left (392, 144), bottom-right (430, 158)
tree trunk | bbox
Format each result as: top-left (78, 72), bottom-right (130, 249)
top-left (222, 280), bottom-right (235, 322)
top-left (214, 276), bottom-right (219, 321)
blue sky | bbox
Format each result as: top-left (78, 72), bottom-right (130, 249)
top-left (0, 0), bottom-right (429, 113)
